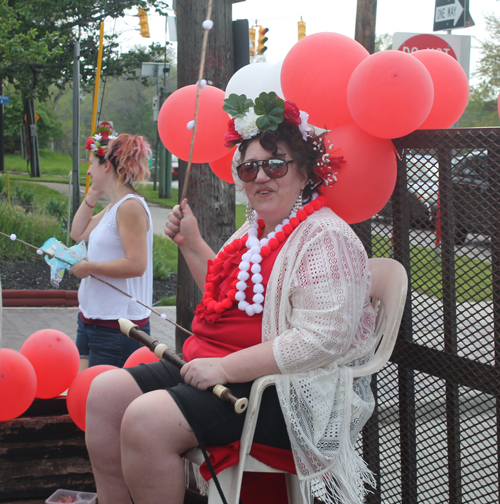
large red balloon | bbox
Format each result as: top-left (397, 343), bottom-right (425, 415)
top-left (158, 85), bottom-right (229, 163)
top-left (209, 147), bottom-right (237, 184)
top-left (20, 329), bottom-right (79, 399)
top-left (322, 124), bottom-right (397, 223)
top-left (281, 33), bottom-right (369, 129)
top-left (411, 50), bottom-right (469, 129)
top-left (347, 50), bottom-right (434, 139)
top-left (123, 346), bottom-right (160, 368)
top-left (0, 349), bottom-right (37, 421)
top-left (66, 365), bottom-right (117, 431)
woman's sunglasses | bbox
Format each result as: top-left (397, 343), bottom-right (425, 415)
top-left (236, 159), bottom-right (294, 182)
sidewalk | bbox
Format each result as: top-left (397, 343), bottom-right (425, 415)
top-left (1, 305), bottom-right (178, 352)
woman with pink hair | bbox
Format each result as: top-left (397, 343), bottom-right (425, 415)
top-left (70, 132), bottom-right (153, 370)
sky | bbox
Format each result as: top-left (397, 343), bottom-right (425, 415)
top-left (116, 0), bottom-right (500, 79)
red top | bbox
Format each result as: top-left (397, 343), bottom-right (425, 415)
top-left (182, 236), bottom-right (286, 362)
top-left (181, 236), bottom-right (295, 487)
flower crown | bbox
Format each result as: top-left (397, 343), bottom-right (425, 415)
top-left (223, 92), bottom-right (344, 187)
top-left (85, 126), bottom-right (117, 158)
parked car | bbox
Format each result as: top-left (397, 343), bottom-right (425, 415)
top-left (171, 162), bottom-right (179, 180)
top-left (451, 152), bottom-right (497, 245)
top-left (377, 154), bottom-right (438, 229)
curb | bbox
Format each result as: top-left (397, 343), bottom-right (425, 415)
top-left (2, 289), bottom-right (78, 307)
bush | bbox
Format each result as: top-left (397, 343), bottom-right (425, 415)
top-left (45, 198), bottom-right (67, 221)
top-left (0, 200), bottom-right (66, 261)
top-left (153, 234), bottom-right (178, 279)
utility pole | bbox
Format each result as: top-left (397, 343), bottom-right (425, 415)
top-left (352, 0), bottom-right (377, 257)
top-left (354, 0), bottom-right (377, 55)
top-left (175, 0), bottom-right (236, 351)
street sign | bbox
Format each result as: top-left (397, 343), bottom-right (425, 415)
top-left (393, 32), bottom-right (471, 77)
top-left (433, 0), bottom-right (474, 32)
top-left (0, 95), bottom-right (9, 105)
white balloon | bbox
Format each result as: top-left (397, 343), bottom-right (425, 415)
top-left (225, 63), bottom-right (273, 100)
top-left (259, 60), bottom-right (284, 98)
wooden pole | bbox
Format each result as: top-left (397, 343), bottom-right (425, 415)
top-left (354, 0), bottom-right (378, 55)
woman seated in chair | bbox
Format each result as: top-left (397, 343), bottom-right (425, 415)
top-left (85, 93), bottom-right (378, 504)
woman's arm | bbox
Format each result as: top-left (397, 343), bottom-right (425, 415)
top-left (70, 187), bottom-right (107, 242)
top-left (181, 340), bottom-right (280, 390)
top-left (164, 199), bottom-right (216, 291)
top-left (70, 198), bottom-right (150, 279)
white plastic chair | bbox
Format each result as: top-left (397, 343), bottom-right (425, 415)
top-left (186, 257), bottom-right (408, 504)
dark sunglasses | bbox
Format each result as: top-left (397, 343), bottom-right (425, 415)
top-left (236, 159), bottom-right (294, 182)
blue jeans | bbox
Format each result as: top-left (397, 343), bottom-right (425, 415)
top-left (76, 312), bottom-right (150, 368)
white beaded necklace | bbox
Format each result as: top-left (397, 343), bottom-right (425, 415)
top-left (235, 210), bottom-right (298, 316)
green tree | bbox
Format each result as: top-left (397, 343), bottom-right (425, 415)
top-left (473, 13), bottom-right (500, 101)
top-left (1, 0), bottom-right (171, 100)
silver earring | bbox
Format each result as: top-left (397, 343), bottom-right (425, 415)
top-left (246, 202), bottom-right (255, 224)
top-left (292, 192), bottom-right (303, 213)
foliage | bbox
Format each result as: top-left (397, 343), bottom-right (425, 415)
top-left (45, 198), bottom-right (67, 221)
top-left (2, 87), bottom-right (65, 153)
top-left (473, 14), bottom-right (500, 101)
top-left (375, 33), bottom-right (393, 52)
top-left (459, 88), bottom-right (500, 127)
top-left (153, 234), bottom-right (178, 277)
top-left (0, 200), bottom-right (66, 261)
top-left (0, 0), bottom-right (171, 100)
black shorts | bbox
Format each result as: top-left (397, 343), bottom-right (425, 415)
top-left (126, 360), bottom-right (291, 450)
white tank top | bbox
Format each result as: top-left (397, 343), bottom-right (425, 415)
top-left (78, 194), bottom-right (153, 320)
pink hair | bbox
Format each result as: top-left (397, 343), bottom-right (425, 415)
top-left (106, 134), bottom-right (152, 186)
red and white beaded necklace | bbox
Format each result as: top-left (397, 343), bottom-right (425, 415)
top-left (201, 195), bottom-right (326, 317)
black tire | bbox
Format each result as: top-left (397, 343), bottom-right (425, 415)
top-left (455, 226), bottom-right (468, 246)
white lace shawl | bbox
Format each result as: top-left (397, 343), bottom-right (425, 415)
top-left (230, 207), bottom-right (377, 503)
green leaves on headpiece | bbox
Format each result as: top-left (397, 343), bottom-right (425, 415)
top-left (254, 92), bottom-right (285, 131)
top-left (223, 94), bottom-right (254, 118)
top-left (223, 91), bottom-right (286, 133)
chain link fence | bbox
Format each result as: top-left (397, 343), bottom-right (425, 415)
top-left (358, 127), bottom-right (500, 504)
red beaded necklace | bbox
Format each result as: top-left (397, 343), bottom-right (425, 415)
top-left (199, 195), bottom-right (326, 317)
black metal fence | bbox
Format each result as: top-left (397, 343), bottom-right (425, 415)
top-left (360, 128), bottom-right (500, 504)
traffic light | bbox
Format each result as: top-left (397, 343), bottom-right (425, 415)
top-left (249, 26), bottom-right (256, 57)
top-left (138, 7), bottom-right (150, 38)
top-left (257, 26), bottom-right (268, 55)
top-left (298, 17), bottom-right (306, 41)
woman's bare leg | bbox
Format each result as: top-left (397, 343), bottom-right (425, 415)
top-left (121, 390), bottom-right (199, 504)
top-left (85, 369), bottom-right (143, 504)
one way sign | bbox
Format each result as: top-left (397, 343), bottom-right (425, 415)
top-left (433, 0), bottom-right (475, 32)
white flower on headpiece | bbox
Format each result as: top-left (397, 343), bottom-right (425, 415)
top-left (234, 108), bottom-right (260, 140)
top-left (90, 143), bottom-right (98, 152)
top-left (109, 135), bottom-right (117, 140)
top-left (93, 133), bottom-right (102, 141)
top-left (298, 111), bottom-right (312, 141)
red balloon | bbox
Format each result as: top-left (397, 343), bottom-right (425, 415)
top-left (281, 33), bottom-right (369, 129)
top-left (209, 147), bottom-right (237, 184)
top-left (0, 349), bottom-right (37, 421)
top-left (411, 50), bottom-right (469, 129)
top-left (158, 85), bottom-right (229, 163)
top-left (322, 124), bottom-right (397, 223)
top-left (66, 365), bottom-right (117, 431)
top-left (20, 329), bottom-right (80, 399)
top-left (347, 50), bottom-right (434, 139)
top-left (123, 346), bottom-right (160, 368)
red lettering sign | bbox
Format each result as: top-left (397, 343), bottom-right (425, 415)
top-left (397, 34), bottom-right (457, 60)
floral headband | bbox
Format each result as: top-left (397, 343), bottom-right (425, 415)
top-left (85, 126), bottom-right (117, 158)
top-left (223, 92), bottom-right (344, 187)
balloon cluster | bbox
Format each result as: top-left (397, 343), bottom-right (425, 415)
top-left (0, 330), bottom-right (157, 429)
top-left (158, 31), bottom-right (470, 224)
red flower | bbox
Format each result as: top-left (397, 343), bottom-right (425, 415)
top-left (224, 118), bottom-right (242, 148)
top-left (85, 138), bottom-right (94, 151)
top-left (100, 129), bottom-right (110, 140)
top-left (283, 101), bottom-right (300, 128)
top-left (96, 147), bottom-right (107, 157)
